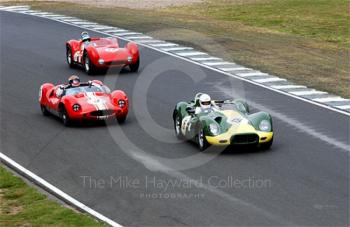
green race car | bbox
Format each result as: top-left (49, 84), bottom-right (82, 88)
top-left (173, 93), bottom-right (273, 151)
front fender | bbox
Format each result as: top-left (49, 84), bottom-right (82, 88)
top-left (85, 46), bottom-right (99, 65)
top-left (248, 112), bottom-right (273, 132)
top-left (111, 90), bottom-right (129, 115)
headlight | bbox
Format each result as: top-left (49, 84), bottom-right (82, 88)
top-left (98, 59), bottom-right (104, 65)
top-left (72, 104), bottom-right (81, 112)
top-left (127, 56), bottom-right (132, 62)
top-left (118, 100), bottom-right (126, 108)
top-left (259, 120), bottom-right (271, 132)
top-left (209, 123), bottom-right (219, 135)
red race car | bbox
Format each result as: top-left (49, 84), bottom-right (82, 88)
top-left (66, 32), bottom-right (140, 74)
top-left (39, 76), bottom-right (129, 126)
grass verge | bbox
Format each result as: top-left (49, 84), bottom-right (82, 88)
top-left (0, 165), bottom-right (106, 227)
top-left (2, 0), bottom-right (349, 98)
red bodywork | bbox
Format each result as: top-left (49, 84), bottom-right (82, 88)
top-left (39, 80), bottom-right (128, 122)
top-left (66, 37), bottom-right (139, 71)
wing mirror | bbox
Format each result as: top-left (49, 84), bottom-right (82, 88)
top-left (186, 107), bottom-right (195, 114)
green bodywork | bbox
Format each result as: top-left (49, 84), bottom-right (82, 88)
top-left (173, 95), bottom-right (273, 142)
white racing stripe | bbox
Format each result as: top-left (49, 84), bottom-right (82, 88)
top-left (0, 152), bottom-right (122, 227)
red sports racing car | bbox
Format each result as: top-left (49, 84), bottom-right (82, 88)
top-left (66, 32), bottom-right (140, 74)
top-left (39, 80), bottom-right (129, 126)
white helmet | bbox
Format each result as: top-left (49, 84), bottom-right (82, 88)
top-left (199, 94), bottom-right (211, 109)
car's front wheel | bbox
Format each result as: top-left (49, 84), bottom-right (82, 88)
top-left (260, 137), bottom-right (273, 150)
top-left (129, 58), bottom-right (139, 72)
top-left (66, 47), bottom-right (74, 68)
top-left (83, 52), bottom-right (94, 75)
top-left (59, 107), bottom-right (71, 126)
top-left (117, 116), bottom-right (127, 124)
top-left (197, 126), bottom-right (209, 151)
top-left (174, 113), bottom-right (184, 140)
top-left (40, 105), bottom-right (49, 116)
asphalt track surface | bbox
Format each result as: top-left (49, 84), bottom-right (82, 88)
top-left (1, 11), bottom-right (349, 226)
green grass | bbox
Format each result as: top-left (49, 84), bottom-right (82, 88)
top-left (168, 0), bottom-right (350, 46)
top-left (0, 165), bottom-right (106, 227)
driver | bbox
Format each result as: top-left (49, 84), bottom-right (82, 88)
top-left (195, 93), bottom-right (213, 114)
top-left (67, 75), bottom-right (81, 88)
top-left (81, 31), bottom-right (91, 43)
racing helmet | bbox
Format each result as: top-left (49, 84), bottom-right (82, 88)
top-left (68, 75), bottom-right (80, 87)
top-left (81, 31), bottom-right (91, 42)
top-left (199, 94), bottom-right (211, 109)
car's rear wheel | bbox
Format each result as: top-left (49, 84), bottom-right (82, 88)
top-left (83, 52), bottom-right (94, 75)
top-left (40, 105), bottom-right (49, 116)
top-left (129, 58), bottom-right (139, 72)
top-left (59, 107), bottom-right (71, 126)
top-left (66, 47), bottom-right (74, 68)
top-left (197, 126), bottom-right (209, 151)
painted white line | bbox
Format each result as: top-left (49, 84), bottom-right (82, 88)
top-left (335, 105), bottom-right (350, 110)
top-left (191, 57), bottom-right (221, 61)
top-left (124, 36), bottom-right (152, 40)
top-left (31, 12), bottom-right (51, 16)
top-left (0, 152), bottom-right (122, 227)
top-left (136, 39), bottom-right (165, 43)
top-left (104, 29), bottom-right (128, 33)
top-left (253, 77), bottom-right (287, 83)
top-left (237, 72), bottom-right (269, 77)
top-left (42, 14), bottom-right (64, 17)
top-left (176, 51), bottom-right (207, 57)
top-left (203, 62), bottom-right (233, 66)
top-left (313, 97), bottom-right (349, 103)
top-left (219, 67), bottom-right (248, 72)
top-left (71, 21), bottom-right (98, 25)
top-left (289, 90), bottom-right (327, 96)
top-left (0, 5), bottom-right (29, 10)
top-left (10, 8), bottom-right (350, 116)
top-left (115, 32), bottom-right (142, 36)
top-left (150, 43), bottom-right (178, 47)
top-left (271, 85), bottom-right (307, 90)
top-left (92, 26), bottom-right (114, 31)
top-left (162, 47), bottom-right (193, 52)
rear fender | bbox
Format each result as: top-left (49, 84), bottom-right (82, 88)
top-left (39, 83), bottom-right (54, 104)
top-left (126, 42), bottom-right (139, 64)
top-left (173, 102), bottom-right (190, 120)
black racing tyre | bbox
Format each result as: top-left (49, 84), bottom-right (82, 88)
top-left (129, 58), bottom-right (140, 72)
top-left (66, 47), bottom-right (74, 68)
top-left (40, 105), bottom-right (49, 116)
top-left (83, 52), bottom-right (95, 75)
top-left (117, 116), bottom-right (127, 124)
top-left (59, 107), bottom-right (71, 126)
top-left (174, 113), bottom-right (184, 140)
top-left (260, 137), bottom-right (273, 150)
top-left (197, 125), bottom-right (209, 151)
